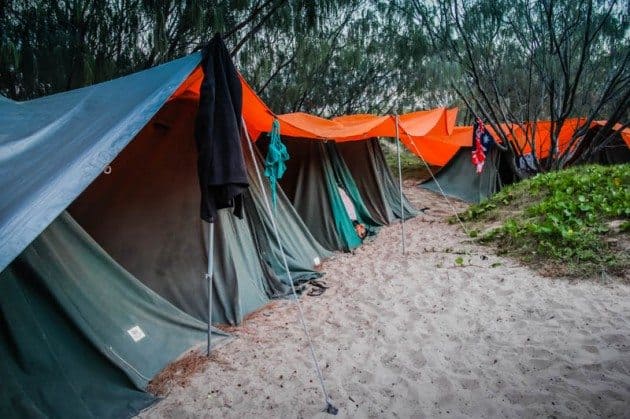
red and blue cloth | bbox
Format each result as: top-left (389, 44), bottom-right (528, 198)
top-left (471, 117), bottom-right (496, 174)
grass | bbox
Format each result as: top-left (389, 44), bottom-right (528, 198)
top-left (455, 164), bottom-right (630, 279)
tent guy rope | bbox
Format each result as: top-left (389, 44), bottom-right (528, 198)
top-left (397, 127), bottom-right (471, 237)
top-left (394, 114), bottom-right (406, 254)
top-left (242, 117), bottom-right (338, 415)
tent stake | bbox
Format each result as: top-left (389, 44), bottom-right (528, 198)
top-left (242, 118), bottom-right (338, 415)
top-left (395, 114), bottom-right (405, 255)
top-left (206, 221), bottom-right (214, 356)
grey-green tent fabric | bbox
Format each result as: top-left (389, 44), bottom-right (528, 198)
top-left (1, 263), bottom-right (155, 419)
top-left (420, 147), bottom-right (501, 203)
top-left (325, 142), bottom-right (383, 233)
top-left (243, 139), bottom-right (331, 285)
top-left (70, 98), bottom-right (290, 325)
top-left (258, 137), bottom-right (362, 252)
top-left (335, 139), bottom-right (416, 222)
top-left (334, 140), bottom-right (393, 224)
top-left (1, 212), bottom-right (227, 419)
top-left (0, 53), bottom-right (201, 273)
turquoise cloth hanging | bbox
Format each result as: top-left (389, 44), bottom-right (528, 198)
top-left (264, 119), bottom-right (289, 208)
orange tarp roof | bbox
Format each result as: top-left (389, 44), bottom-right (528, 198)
top-left (501, 118), bottom-right (586, 159)
top-left (276, 108), bottom-right (456, 143)
top-left (169, 66), bottom-right (456, 147)
top-left (394, 109), bottom-right (462, 166)
top-left (276, 113), bottom-right (393, 141)
top-left (168, 64), bottom-right (626, 167)
top-left (331, 114), bottom-right (397, 139)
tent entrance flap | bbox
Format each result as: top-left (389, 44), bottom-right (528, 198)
top-left (335, 139), bottom-right (417, 223)
top-left (325, 142), bottom-right (383, 233)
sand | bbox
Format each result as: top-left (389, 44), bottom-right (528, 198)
top-left (141, 183), bottom-right (630, 418)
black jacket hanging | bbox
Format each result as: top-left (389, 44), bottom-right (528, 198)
top-left (195, 33), bottom-right (249, 222)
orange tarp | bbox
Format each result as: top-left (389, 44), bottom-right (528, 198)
top-left (395, 109), bottom-right (462, 166)
top-left (501, 118), bottom-right (586, 159)
top-left (169, 66), bottom-right (455, 147)
top-left (276, 113), bottom-right (394, 141)
top-left (168, 64), bottom-right (626, 167)
top-left (331, 114), bottom-right (397, 139)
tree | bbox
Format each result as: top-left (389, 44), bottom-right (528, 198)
top-left (0, 0), bottom-right (339, 100)
top-left (412, 0), bottom-right (630, 174)
top-left (0, 1), bottom-right (439, 118)
top-left (246, 1), bottom-right (434, 115)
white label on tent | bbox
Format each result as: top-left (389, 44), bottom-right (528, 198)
top-left (127, 326), bottom-right (146, 342)
top-left (314, 257), bottom-right (321, 266)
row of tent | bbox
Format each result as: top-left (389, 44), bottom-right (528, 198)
top-left (0, 48), bottom-right (421, 418)
top-left (2, 39), bottom-right (628, 417)
top-left (420, 121), bottom-right (630, 203)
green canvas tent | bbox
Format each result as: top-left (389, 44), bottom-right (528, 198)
top-left (70, 97), bottom-right (328, 325)
top-left (333, 139), bottom-right (417, 224)
top-left (257, 137), bottom-right (380, 252)
top-left (0, 213), bottom-right (227, 419)
top-left (420, 147), bottom-right (510, 203)
top-left (0, 46), bottom-right (326, 417)
top-left (0, 52), bottom-right (231, 418)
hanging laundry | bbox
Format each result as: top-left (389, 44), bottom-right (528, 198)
top-left (195, 33), bottom-right (249, 222)
top-left (471, 116), bottom-right (496, 174)
top-left (263, 119), bottom-right (289, 209)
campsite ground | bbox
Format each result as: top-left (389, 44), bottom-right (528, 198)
top-left (141, 182), bottom-right (630, 418)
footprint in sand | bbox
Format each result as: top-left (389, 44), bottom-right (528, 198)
top-left (581, 345), bottom-right (599, 354)
top-left (459, 377), bottom-right (480, 390)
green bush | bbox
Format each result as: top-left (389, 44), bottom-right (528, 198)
top-left (458, 164), bottom-right (630, 277)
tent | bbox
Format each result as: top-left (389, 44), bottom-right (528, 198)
top-left (419, 120), bottom-right (629, 203)
top-left (0, 50), bottom-right (246, 418)
top-left (420, 147), bottom-right (512, 203)
top-left (0, 212), bottom-right (227, 418)
top-left (70, 96), bottom-right (329, 324)
top-left (0, 47), bottom-right (323, 417)
top-left (256, 134), bottom-right (418, 253)
top-left (333, 139), bottom-right (417, 224)
top-left (257, 136), bottom-right (366, 252)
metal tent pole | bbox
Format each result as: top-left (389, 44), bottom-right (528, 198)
top-left (206, 221), bottom-right (215, 356)
top-left (395, 114), bottom-right (405, 255)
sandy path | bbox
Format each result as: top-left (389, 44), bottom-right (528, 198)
top-left (141, 183), bottom-right (630, 418)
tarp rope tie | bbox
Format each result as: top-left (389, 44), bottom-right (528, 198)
top-left (242, 118), bottom-right (338, 415)
top-left (264, 119), bottom-right (289, 209)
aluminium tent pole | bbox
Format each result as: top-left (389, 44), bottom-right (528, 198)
top-left (395, 114), bottom-right (406, 255)
top-left (241, 117), bottom-right (338, 415)
top-left (206, 221), bottom-right (215, 356)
